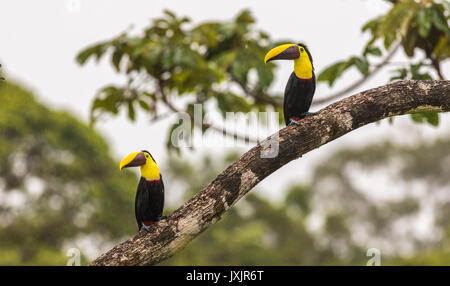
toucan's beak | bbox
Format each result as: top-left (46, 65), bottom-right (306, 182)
top-left (119, 151), bottom-right (146, 170)
top-left (264, 44), bottom-right (300, 64)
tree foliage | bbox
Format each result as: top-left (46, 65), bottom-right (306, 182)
top-left (318, 0), bottom-right (449, 125)
top-left (319, 0), bottom-right (449, 85)
top-left (77, 10), bottom-right (285, 150)
top-left (0, 81), bottom-right (138, 265)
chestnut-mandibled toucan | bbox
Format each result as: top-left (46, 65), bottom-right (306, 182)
top-left (120, 150), bottom-right (165, 231)
top-left (264, 43), bottom-right (316, 125)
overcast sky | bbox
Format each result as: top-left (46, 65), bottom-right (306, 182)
top-left (1, 0), bottom-right (449, 203)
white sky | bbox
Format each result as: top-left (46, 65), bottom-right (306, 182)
top-left (1, 0), bottom-right (449, 204)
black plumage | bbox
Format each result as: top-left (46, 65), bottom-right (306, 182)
top-left (283, 72), bottom-right (316, 124)
top-left (135, 175), bottom-right (165, 230)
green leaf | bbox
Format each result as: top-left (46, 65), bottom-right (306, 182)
top-left (362, 17), bottom-right (382, 34)
top-left (317, 60), bottom-right (353, 87)
top-left (89, 85), bottom-right (126, 123)
top-left (402, 26), bottom-right (418, 57)
top-left (389, 68), bottom-right (408, 81)
top-left (424, 112), bottom-right (439, 126)
top-left (216, 92), bottom-right (252, 117)
top-left (138, 99), bottom-right (150, 111)
top-left (417, 7), bottom-right (432, 38)
top-left (317, 56), bottom-right (363, 86)
top-left (410, 113), bottom-right (425, 123)
top-left (364, 46), bottom-right (382, 57)
top-left (142, 92), bottom-right (155, 99)
top-left (112, 47), bottom-right (124, 72)
top-left (354, 57), bottom-right (370, 76)
top-left (431, 4), bottom-right (450, 33)
top-left (410, 112), bottom-right (439, 126)
top-left (76, 42), bottom-right (109, 65)
top-left (434, 36), bottom-right (450, 60)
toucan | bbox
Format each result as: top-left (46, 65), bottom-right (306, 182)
top-left (264, 43), bottom-right (316, 125)
top-left (120, 150), bottom-right (165, 231)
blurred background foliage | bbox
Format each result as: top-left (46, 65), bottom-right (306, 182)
top-left (0, 81), bottom-right (137, 265)
top-left (0, 0), bottom-right (449, 265)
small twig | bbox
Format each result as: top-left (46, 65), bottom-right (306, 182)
top-left (150, 110), bottom-right (172, 122)
top-left (430, 56), bottom-right (446, 80)
top-left (231, 75), bottom-right (283, 107)
top-left (312, 41), bottom-right (401, 105)
top-left (157, 80), bottom-right (259, 143)
top-left (203, 122), bottom-right (259, 144)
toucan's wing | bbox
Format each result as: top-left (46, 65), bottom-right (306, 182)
top-left (135, 177), bottom-right (148, 230)
top-left (158, 174), bottom-right (165, 217)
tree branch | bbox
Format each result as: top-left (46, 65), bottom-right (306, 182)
top-left (90, 80), bottom-right (450, 266)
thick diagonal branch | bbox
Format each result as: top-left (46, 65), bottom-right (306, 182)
top-left (90, 80), bottom-right (450, 266)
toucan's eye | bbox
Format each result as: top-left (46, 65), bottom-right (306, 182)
top-left (300, 48), bottom-right (304, 52)
top-left (145, 154), bottom-right (149, 158)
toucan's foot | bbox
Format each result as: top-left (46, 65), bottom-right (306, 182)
top-left (288, 112), bottom-right (318, 126)
top-left (140, 216), bottom-right (168, 232)
top-left (141, 222), bottom-right (151, 232)
top-left (288, 117), bottom-right (301, 125)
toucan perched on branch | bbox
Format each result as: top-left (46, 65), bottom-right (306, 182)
top-left (264, 43), bottom-right (316, 125)
top-left (120, 150), bottom-right (165, 231)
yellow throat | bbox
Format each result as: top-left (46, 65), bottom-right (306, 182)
top-left (294, 51), bottom-right (313, 79)
top-left (140, 158), bottom-right (160, 181)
